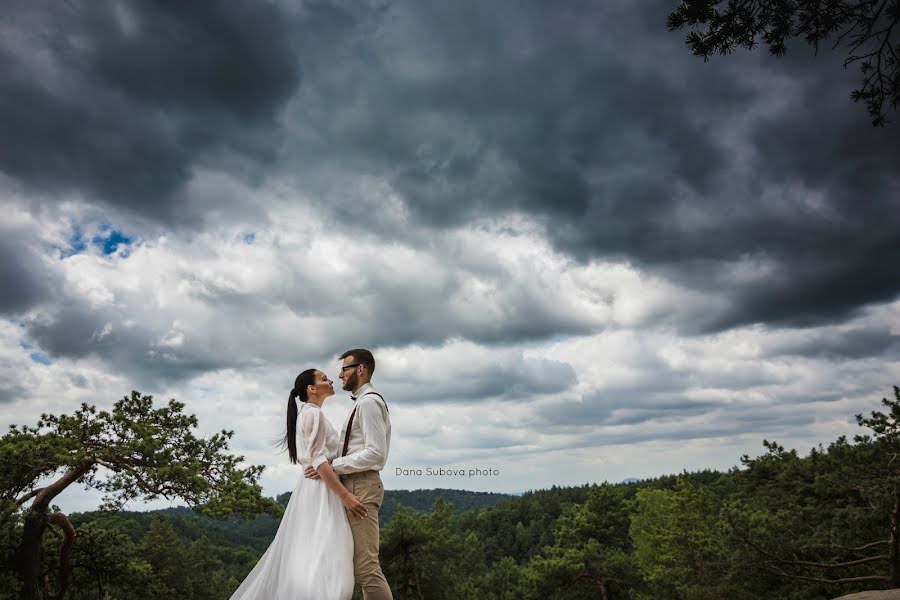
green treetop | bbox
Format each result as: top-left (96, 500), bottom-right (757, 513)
top-left (0, 391), bottom-right (281, 600)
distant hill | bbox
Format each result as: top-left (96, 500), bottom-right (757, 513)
top-left (278, 487), bottom-right (517, 526)
top-left (69, 487), bottom-right (519, 554)
top-left (56, 471), bottom-right (732, 598)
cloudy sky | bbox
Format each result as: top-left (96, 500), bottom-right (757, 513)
top-left (2, 0), bottom-right (898, 512)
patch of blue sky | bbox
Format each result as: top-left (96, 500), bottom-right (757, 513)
top-left (19, 341), bottom-right (33, 351)
top-left (90, 223), bottom-right (132, 255)
top-left (59, 225), bottom-right (87, 258)
top-left (29, 352), bottom-right (51, 365)
top-left (96, 229), bottom-right (132, 255)
top-left (59, 223), bottom-right (132, 258)
top-left (244, 232), bottom-right (256, 244)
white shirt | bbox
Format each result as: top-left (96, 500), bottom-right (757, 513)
top-left (297, 403), bottom-right (342, 471)
top-left (330, 383), bottom-right (391, 474)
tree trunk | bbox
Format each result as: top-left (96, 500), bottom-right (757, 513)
top-left (17, 461), bottom-right (94, 600)
top-left (46, 512), bottom-right (76, 599)
top-left (890, 485), bottom-right (900, 587)
top-left (413, 570), bottom-right (424, 600)
top-left (598, 578), bottom-right (610, 600)
top-left (19, 510), bottom-right (47, 600)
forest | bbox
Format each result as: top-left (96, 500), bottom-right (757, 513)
top-left (2, 386), bottom-right (899, 599)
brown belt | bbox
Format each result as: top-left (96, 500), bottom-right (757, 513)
top-left (339, 470), bottom-right (379, 480)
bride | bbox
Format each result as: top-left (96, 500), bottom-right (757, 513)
top-left (229, 369), bottom-right (367, 599)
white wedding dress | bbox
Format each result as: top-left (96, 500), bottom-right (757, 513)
top-left (229, 402), bottom-right (355, 600)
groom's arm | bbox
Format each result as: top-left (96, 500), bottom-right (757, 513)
top-left (330, 396), bottom-right (388, 475)
top-left (313, 460), bottom-right (368, 519)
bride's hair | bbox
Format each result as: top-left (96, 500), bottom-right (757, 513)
top-left (286, 369), bottom-right (317, 464)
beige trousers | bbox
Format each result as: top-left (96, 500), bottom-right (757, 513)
top-left (340, 470), bottom-right (393, 600)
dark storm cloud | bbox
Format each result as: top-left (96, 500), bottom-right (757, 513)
top-left (24, 302), bottom-right (236, 386)
top-left (715, 43), bottom-right (900, 329)
top-left (707, 235), bottom-right (900, 331)
top-left (3, 0), bottom-right (897, 338)
top-left (350, 279), bottom-right (598, 348)
top-left (279, 0), bottom-right (899, 330)
top-left (0, 381), bottom-right (27, 404)
top-left (0, 233), bottom-right (54, 315)
top-left (532, 389), bottom-right (724, 429)
top-left (765, 326), bottom-right (900, 360)
top-left (0, 0), bottom-right (316, 220)
top-left (285, 0), bottom-right (735, 224)
top-left (525, 390), bottom-right (818, 448)
top-left (580, 411), bottom-right (818, 448)
top-left (520, 371), bottom-right (884, 449)
top-left (385, 354), bottom-right (577, 406)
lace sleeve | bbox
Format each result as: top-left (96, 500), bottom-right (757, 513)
top-left (300, 407), bottom-right (329, 470)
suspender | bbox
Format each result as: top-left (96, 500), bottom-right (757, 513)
top-left (341, 392), bottom-right (388, 458)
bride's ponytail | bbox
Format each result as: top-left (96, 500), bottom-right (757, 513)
top-left (285, 369), bottom-right (316, 464)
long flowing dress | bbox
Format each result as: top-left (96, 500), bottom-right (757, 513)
top-left (229, 402), bottom-right (355, 600)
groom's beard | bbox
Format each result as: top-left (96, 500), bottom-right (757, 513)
top-left (343, 373), bottom-right (358, 392)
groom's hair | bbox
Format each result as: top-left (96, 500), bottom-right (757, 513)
top-left (340, 348), bottom-right (375, 376)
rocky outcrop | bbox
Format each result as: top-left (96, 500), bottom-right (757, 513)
top-left (833, 591), bottom-right (900, 600)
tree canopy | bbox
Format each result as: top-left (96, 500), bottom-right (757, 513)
top-left (1, 391), bottom-right (280, 600)
top-left (3, 386), bottom-right (900, 599)
top-left (668, 0), bottom-right (900, 126)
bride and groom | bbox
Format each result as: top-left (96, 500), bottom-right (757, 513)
top-left (230, 349), bottom-right (394, 600)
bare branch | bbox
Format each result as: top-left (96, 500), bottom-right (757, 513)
top-left (32, 460), bottom-right (95, 512)
top-left (847, 539), bottom-right (891, 552)
top-left (45, 512), bottom-right (75, 600)
top-left (788, 555), bottom-right (888, 569)
top-left (732, 518), bottom-right (887, 572)
top-left (765, 563), bottom-right (890, 585)
top-left (15, 487), bottom-right (44, 507)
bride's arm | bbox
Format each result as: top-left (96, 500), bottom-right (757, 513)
top-left (300, 409), bottom-right (368, 519)
top-left (314, 460), bottom-right (368, 519)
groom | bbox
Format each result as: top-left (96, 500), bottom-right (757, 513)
top-left (305, 348), bottom-right (393, 600)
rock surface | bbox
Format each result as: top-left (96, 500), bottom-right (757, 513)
top-left (833, 591), bottom-right (900, 600)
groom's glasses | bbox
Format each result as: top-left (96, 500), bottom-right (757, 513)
top-left (340, 363), bottom-right (360, 373)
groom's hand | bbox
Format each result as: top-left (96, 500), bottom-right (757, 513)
top-left (304, 459), bottom-right (331, 479)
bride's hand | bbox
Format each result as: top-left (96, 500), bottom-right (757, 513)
top-left (342, 493), bottom-right (368, 519)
